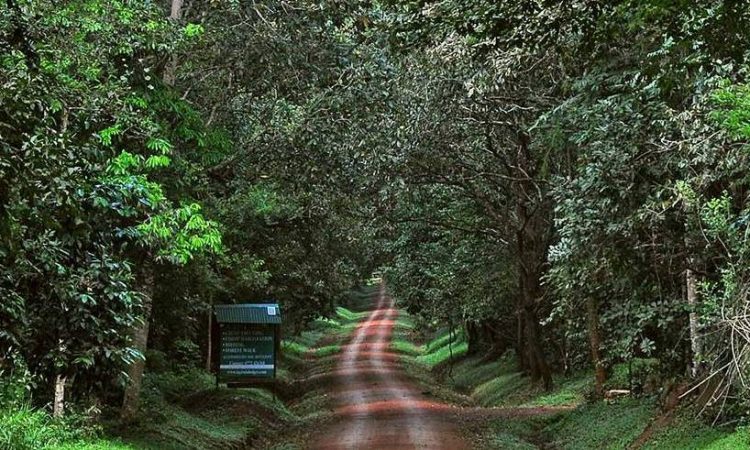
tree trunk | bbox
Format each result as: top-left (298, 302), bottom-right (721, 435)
top-left (121, 271), bottom-right (154, 422)
top-left (53, 375), bottom-right (66, 418)
top-left (512, 132), bottom-right (553, 390)
top-left (162, 0), bottom-right (184, 86)
top-left (170, 0), bottom-right (184, 18)
top-left (206, 308), bottom-right (212, 372)
top-left (522, 302), bottom-right (552, 390)
top-left (686, 256), bottom-right (702, 377)
top-left (517, 248), bottom-right (552, 390)
top-left (466, 321), bottom-right (480, 355)
top-left (515, 303), bottom-right (528, 372)
top-left (586, 296), bottom-right (606, 397)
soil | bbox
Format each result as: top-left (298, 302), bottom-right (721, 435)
top-left (307, 285), bottom-right (469, 450)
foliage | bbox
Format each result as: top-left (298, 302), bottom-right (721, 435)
top-left (374, 0), bottom-right (750, 419)
top-left (5, 0), bottom-right (750, 444)
top-left (0, 0), bottom-right (189, 397)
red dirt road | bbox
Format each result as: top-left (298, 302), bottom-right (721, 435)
top-left (308, 285), bottom-right (468, 450)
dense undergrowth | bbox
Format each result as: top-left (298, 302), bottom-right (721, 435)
top-left (393, 321), bottom-right (750, 450)
top-left (0, 287), bottom-right (376, 450)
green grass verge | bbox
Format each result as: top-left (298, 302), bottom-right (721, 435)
top-left (115, 370), bottom-right (296, 450)
top-left (643, 415), bottom-right (750, 449)
top-left (0, 403), bottom-right (134, 450)
top-left (117, 302), bottom-right (368, 449)
top-left (383, 310), bottom-right (750, 450)
top-left (477, 414), bottom-right (561, 450)
top-left (281, 306), bottom-right (364, 372)
top-left (415, 329), bottom-right (468, 368)
top-left (391, 338), bottom-right (421, 356)
top-left (51, 442), bottom-right (134, 450)
top-left (423, 349), bottom-right (590, 408)
top-left (544, 398), bottom-right (654, 449)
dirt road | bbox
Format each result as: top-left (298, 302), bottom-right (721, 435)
top-left (308, 284), bottom-right (468, 450)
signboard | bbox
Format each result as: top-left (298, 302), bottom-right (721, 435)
top-left (211, 303), bottom-right (281, 386)
top-left (219, 324), bottom-right (276, 380)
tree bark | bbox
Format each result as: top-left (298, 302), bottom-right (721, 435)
top-left (162, 0), bottom-right (184, 86)
top-left (121, 270), bottom-right (154, 422)
top-left (53, 375), bottom-right (66, 418)
top-left (514, 133), bottom-right (553, 391)
top-left (515, 303), bottom-right (528, 371)
top-left (517, 246), bottom-right (552, 389)
top-left (170, 0), bottom-right (184, 19)
top-left (522, 301), bottom-right (552, 389)
top-left (586, 296), bottom-right (606, 397)
top-left (686, 256), bottom-right (702, 377)
top-left (206, 308), bottom-right (212, 372)
top-left (466, 321), bottom-right (480, 355)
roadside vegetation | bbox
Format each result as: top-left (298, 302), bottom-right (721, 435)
top-left (1, 292), bottom-right (371, 449)
top-left (4, 0), bottom-right (750, 448)
top-left (398, 324), bottom-right (750, 449)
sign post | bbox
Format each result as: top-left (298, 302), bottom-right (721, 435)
top-left (211, 304), bottom-right (281, 387)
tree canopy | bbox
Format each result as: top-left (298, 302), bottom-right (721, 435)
top-left (3, 0), bottom-right (750, 429)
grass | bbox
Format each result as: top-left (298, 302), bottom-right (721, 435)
top-left (333, 306), bottom-right (369, 322)
top-left (449, 357), bottom-right (507, 393)
top-left (114, 369), bottom-right (296, 450)
top-left (544, 398), bottom-right (655, 449)
top-left (481, 432), bottom-right (538, 450)
top-left (478, 414), bottom-right (560, 450)
top-left (395, 322), bottom-right (660, 449)
top-left (0, 403), bottom-right (133, 450)
top-left (526, 374), bottom-right (590, 407)
top-left (280, 306), bottom-right (364, 374)
top-left (51, 442), bottom-right (134, 450)
top-left (415, 329), bottom-right (468, 368)
top-left (473, 372), bottom-right (530, 407)
top-left (471, 371), bottom-right (750, 450)
top-left (410, 337), bottom-right (591, 409)
top-left (389, 314), bottom-right (421, 356)
top-left (391, 338), bottom-right (421, 356)
top-left (313, 345), bottom-right (342, 357)
top-left (361, 302), bottom-right (750, 450)
top-left (643, 415), bottom-right (750, 449)
top-left (116, 298), bottom-right (370, 449)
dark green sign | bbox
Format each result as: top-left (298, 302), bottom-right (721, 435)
top-left (219, 325), bottom-right (275, 380)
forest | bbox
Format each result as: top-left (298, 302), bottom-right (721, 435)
top-left (2, 0), bottom-right (750, 449)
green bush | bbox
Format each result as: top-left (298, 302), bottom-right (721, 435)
top-left (607, 358), bottom-right (660, 394)
top-left (0, 367), bottom-right (34, 409)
